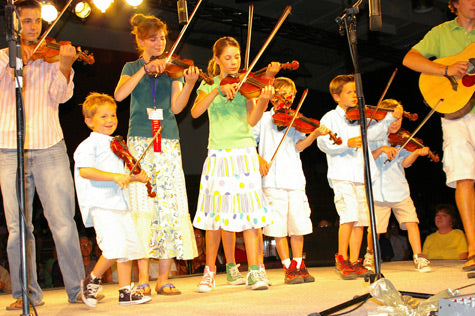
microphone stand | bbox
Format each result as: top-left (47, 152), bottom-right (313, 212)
top-left (5, 1), bottom-right (31, 315)
top-left (309, 2), bottom-right (431, 315)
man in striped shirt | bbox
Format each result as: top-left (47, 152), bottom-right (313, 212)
top-left (0, 0), bottom-right (84, 309)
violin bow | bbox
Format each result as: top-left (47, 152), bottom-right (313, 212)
top-left (243, 4), bottom-right (254, 71)
top-left (367, 68), bottom-right (398, 128)
top-left (129, 126), bottom-right (163, 175)
top-left (268, 88), bottom-right (308, 168)
top-left (31, 0), bottom-right (75, 55)
top-left (385, 98), bottom-right (444, 164)
top-left (234, 6), bottom-right (292, 94)
top-left (163, 0), bottom-right (203, 65)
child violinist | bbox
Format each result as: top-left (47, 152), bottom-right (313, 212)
top-left (74, 93), bottom-right (151, 307)
top-left (114, 13), bottom-right (198, 296)
top-left (364, 99), bottom-right (432, 272)
top-left (253, 77), bottom-right (330, 284)
top-left (316, 74), bottom-right (402, 280)
top-left (191, 36), bottom-right (277, 292)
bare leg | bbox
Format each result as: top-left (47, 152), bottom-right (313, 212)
top-left (91, 255), bottom-right (115, 278)
top-left (257, 228), bottom-right (264, 265)
top-left (222, 230), bottom-right (236, 264)
top-left (137, 258), bottom-right (149, 285)
top-left (290, 235), bottom-right (304, 258)
top-left (349, 226), bottom-right (364, 262)
top-left (405, 222), bottom-right (422, 255)
top-left (275, 236), bottom-right (290, 261)
top-left (117, 260), bottom-right (133, 288)
top-left (338, 222), bottom-right (354, 260)
top-left (455, 180), bottom-right (475, 267)
top-left (243, 229), bottom-right (258, 266)
top-left (205, 229), bottom-right (221, 267)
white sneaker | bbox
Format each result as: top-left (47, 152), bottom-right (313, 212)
top-left (197, 266), bottom-right (215, 293)
top-left (363, 251), bottom-right (374, 270)
top-left (246, 269), bottom-right (268, 290)
top-left (226, 263), bottom-right (246, 285)
top-left (413, 254), bottom-right (432, 273)
top-left (259, 267), bottom-right (272, 286)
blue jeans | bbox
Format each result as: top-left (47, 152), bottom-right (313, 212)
top-left (0, 140), bottom-right (84, 303)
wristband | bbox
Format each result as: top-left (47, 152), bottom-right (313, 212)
top-left (444, 66), bottom-right (448, 77)
top-left (218, 86), bottom-right (226, 97)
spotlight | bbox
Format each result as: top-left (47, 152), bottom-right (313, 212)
top-left (126, 0), bottom-right (143, 7)
top-left (92, 0), bottom-right (113, 13)
top-left (40, 1), bottom-right (58, 23)
top-left (75, 1), bottom-right (92, 19)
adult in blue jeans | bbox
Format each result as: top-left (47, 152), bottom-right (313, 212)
top-left (0, 0), bottom-right (84, 309)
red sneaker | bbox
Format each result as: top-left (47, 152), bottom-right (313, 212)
top-left (351, 258), bottom-right (373, 277)
top-left (284, 260), bottom-right (304, 284)
top-left (298, 260), bottom-right (315, 283)
top-left (335, 254), bottom-right (357, 280)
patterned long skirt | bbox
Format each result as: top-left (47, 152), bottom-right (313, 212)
top-left (127, 137), bottom-right (197, 260)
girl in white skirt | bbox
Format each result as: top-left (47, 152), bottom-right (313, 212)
top-left (191, 36), bottom-right (279, 292)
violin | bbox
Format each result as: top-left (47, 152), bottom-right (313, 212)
top-left (388, 129), bottom-right (440, 162)
top-left (149, 54), bottom-right (214, 85)
top-left (27, 37), bottom-right (94, 65)
top-left (272, 108), bottom-right (342, 145)
top-left (345, 104), bottom-right (418, 123)
top-left (110, 136), bottom-right (156, 198)
top-left (220, 61), bottom-right (299, 99)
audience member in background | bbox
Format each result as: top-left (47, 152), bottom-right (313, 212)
top-left (423, 204), bottom-right (468, 260)
top-left (386, 221), bottom-right (410, 261)
top-left (80, 236), bottom-right (97, 277)
top-left (0, 264), bottom-right (11, 293)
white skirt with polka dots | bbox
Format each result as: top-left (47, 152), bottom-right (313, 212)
top-left (193, 147), bottom-right (271, 232)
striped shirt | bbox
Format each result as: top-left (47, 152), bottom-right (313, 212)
top-left (0, 48), bottom-right (74, 149)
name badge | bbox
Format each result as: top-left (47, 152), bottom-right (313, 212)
top-left (147, 108), bottom-right (163, 120)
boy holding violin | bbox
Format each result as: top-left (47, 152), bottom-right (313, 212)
top-left (74, 92), bottom-right (151, 307)
top-left (364, 99), bottom-right (432, 272)
top-left (316, 75), bottom-right (402, 280)
top-left (0, 0), bottom-right (84, 309)
top-left (254, 77), bottom-right (330, 284)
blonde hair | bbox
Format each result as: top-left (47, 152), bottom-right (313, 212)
top-left (273, 77), bottom-right (297, 95)
top-left (380, 99), bottom-right (402, 108)
top-left (207, 37), bottom-right (240, 77)
top-left (130, 13), bottom-right (168, 53)
top-left (81, 92), bottom-right (116, 119)
top-left (329, 74), bottom-right (355, 96)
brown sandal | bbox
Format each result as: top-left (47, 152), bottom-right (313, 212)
top-left (463, 255), bottom-right (475, 272)
top-left (6, 298), bottom-right (44, 310)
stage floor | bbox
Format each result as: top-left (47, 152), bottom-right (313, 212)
top-left (1, 260), bottom-right (474, 316)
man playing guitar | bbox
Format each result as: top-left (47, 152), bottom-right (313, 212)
top-left (403, 0), bottom-right (475, 271)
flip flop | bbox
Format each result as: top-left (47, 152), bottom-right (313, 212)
top-left (463, 255), bottom-right (475, 272)
top-left (156, 283), bottom-right (181, 295)
top-left (136, 283), bottom-right (151, 295)
top-left (6, 298), bottom-right (44, 310)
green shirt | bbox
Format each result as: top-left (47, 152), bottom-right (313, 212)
top-left (412, 19), bottom-right (475, 113)
top-left (121, 59), bottom-right (184, 139)
top-left (197, 77), bottom-right (256, 150)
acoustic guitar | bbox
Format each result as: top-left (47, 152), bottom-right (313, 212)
top-left (419, 43), bottom-right (475, 120)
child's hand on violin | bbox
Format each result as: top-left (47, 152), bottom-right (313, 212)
top-left (59, 44), bottom-right (78, 69)
top-left (220, 83), bottom-right (239, 99)
top-left (380, 146), bottom-right (398, 160)
top-left (258, 155), bottom-right (270, 177)
top-left (415, 146), bottom-right (430, 157)
top-left (258, 85), bottom-right (275, 103)
top-left (264, 62), bottom-right (281, 78)
top-left (113, 174), bottom-right (132, 189)
top-left (313, 125), bottom-right (331, 137)
top-left (146, 57), bottom-right (167, 75)
top-left (131, 170), bottom-right (151, 184)
top-left (348, 136), bottom-right (362, 148)
top-left (184, 66), bottom-right (200, 84)
top-left (391, 105), bottom-right (403, 120)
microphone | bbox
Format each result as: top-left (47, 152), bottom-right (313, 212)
top-left (369, 0), bottom-right (382, 31)
top-left (177, 0), bottom-right (188, 25)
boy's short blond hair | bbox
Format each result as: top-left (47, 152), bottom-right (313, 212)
top-left (329, 74), bottom-right (355, 97)
top-left (81, 92), bottom-right (116, 119)
top-left (273, 77), bottom-right (297, 95)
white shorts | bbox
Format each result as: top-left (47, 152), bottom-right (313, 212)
top-left (441, 113), bottom-right (475, 188)
top-left (333, 180), bottom-right (369, 227)
top-left (262, 188), bottom-right (312, 237)
top-left (90, 208), bottom-right (147, 262)
top-left (374, 197), bottom-right (419, 233)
